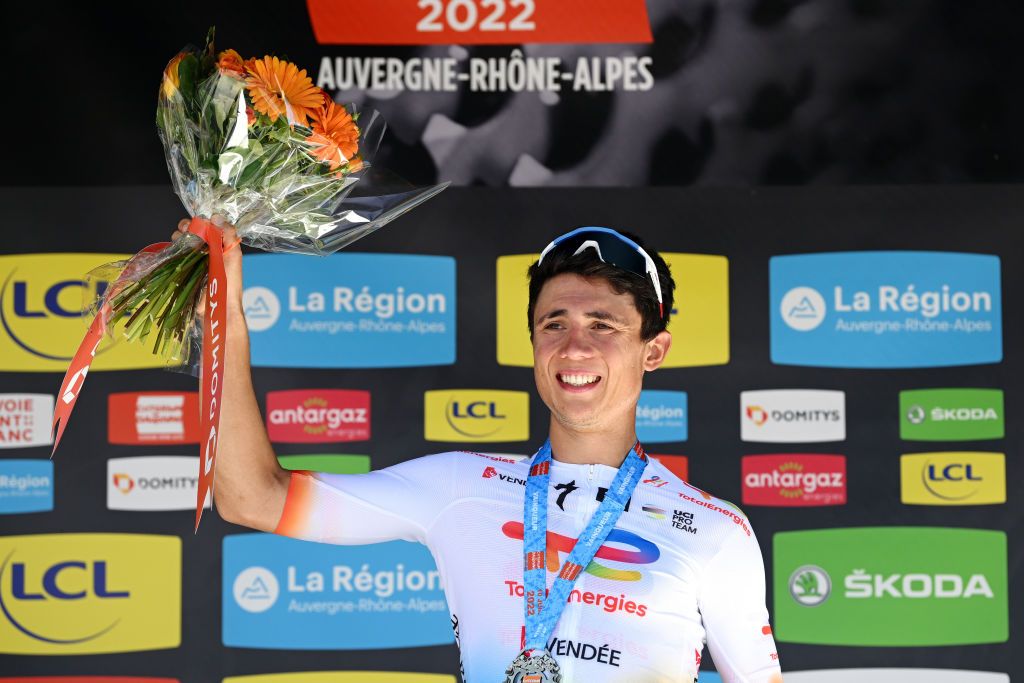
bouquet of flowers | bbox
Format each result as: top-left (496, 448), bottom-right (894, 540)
top-left (52, 30), bottom-right (447, 527)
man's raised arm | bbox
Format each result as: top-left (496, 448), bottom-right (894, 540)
top-left (174, 218), bottom-right (290, 532)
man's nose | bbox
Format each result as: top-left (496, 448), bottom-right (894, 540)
top-left (560, 325), bottom-right (594, 358)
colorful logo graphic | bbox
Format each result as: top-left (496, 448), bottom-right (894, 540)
top-left (651, 455), bottom-right (688, 482)
top-left (106, 457), bottom-right (210, 511)
top-left (225, 673), bottom-right (456, 683)
top-left (740, 390), bottom-right (845, 443)
top-left (0, 460), bottom-right (53, 514)
top-left (266, 390), bottom-right (371, 442)
top-left (900, 452), bottom-right (1005, 506)
top-left (774, 527), bottom-right (1007, 646)
top-left (278, 454), bottom-right (371, 474)
top-left (742, 455), bottom-right (847, 507)
top-left (107, 392), bottom-right (200, 445)
top-left (782, 670), bottom-right (1009, 683)
top-left (635, 391), bottom-right (687, 443)
top-left (424, 390), bottom-right (529, 442)
top-left (0, 533), bottom-right (181, 654)
top-left (0, 394), bottom-right (54, 449)
top-left (223, 533), bottom-right (451, 649)
top-left (899, 389), bottom-right (1004, 441)
top-left (497, 253), bottom-right (728, 368)
top-left (770, 252), bottom-right (1002, 368)
top-left (501, 521), bottom-right (659, 582)
top-left (0, 254), bottom-right (168, 372)
top-left (243, 253), bottom-right (455, 368)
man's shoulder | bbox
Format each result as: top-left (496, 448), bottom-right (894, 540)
top-left (641, 460), bottom-right (753, 539)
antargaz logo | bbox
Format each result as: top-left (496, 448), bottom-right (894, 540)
top-left (742, 455), bottom-right (846, 507)
top-left (0, 254), bottom-right (167, 372)
top-left (900, 452), bottom-right (1005, 505)
top-left (266, 390), bottom-right (371, 442)
top-left (0, 533), bottom-right (181, 654)
top-left (899, 389), bottom-right (1004, 441)
top-left (774, 527), bottom-right (1007, 646)
top-left (770, 252), bottom-right (1002, 368)
top-left (496, 253), bottom-right (728, 368)
top-left (424, 390), bottom-right (529, 442)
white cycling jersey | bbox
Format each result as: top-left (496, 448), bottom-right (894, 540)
top-left (274, 449), bottom-right (783, 683)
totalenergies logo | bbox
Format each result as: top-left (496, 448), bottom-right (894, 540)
top-left (0, 255), bottom-right (165, 372)
top-left (501, 522), bottom-right (659, 582)
top-left (0, 533), bottom-right (180, 654)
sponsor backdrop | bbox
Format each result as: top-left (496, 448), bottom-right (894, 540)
top-left (2, 1), bottom-right (1023, 682)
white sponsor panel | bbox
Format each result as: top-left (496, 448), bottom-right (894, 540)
top-left (740, 390), bottom-right (845, 443)
top-left (0, 393), bottom-right (54, 449)
top-left (785, 670), bottom-right (1008, 683)
top-left (106, 456), bottom-right (210, 511)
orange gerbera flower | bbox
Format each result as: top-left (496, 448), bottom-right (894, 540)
top-left (245, 55), bottom-right (323, 127)
top-left (217, 48), bottom-right (247, 78)
top-left (161, 52), bottom-right (186, 99)
top-left (305, 102), bottom-right (360, 171)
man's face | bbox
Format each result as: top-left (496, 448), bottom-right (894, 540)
top-left (532, 273), bottom-right (671, 432)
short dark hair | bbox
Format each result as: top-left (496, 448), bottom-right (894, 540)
top-left (527, 230), bottom-right (675, 341)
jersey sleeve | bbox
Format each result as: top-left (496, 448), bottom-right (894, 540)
top-left (697, 522), bottom-right (784, 683)
top-left (272, 451), bottom-right (460, 546)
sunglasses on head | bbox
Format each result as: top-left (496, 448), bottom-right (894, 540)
top-left (538, 227), bottom-right (664, 319)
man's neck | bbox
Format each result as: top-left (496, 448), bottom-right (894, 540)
top-left (548, 417), bottom-right (638, 468)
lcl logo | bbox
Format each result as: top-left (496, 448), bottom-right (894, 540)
top-left (10, 279), bottom-right (108, 319)
top-left (927, 463), bottom-right (982, 482)
top-left (450, 401), bottom-right (506, 419)
top-left (9, 559), bottom-right (130, 600)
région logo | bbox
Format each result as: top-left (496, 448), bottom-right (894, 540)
top-left (780, 287), bottom-right (826, 331)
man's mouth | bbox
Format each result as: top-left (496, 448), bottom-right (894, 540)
top-left (557, 373), bottom-right (601, 389)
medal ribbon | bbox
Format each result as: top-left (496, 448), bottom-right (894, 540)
top-left (521, 438), bottom-right (648, 651)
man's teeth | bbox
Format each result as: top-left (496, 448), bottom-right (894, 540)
top-left (560, 374), bottom-right (599, 386)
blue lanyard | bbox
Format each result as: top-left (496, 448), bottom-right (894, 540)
top-left (521, 438), bottom-right (648, 651)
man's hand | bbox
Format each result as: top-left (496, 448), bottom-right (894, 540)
top-left (172, 215), bottom-right (243, 317)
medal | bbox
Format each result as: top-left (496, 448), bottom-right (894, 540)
top-left (504, 648), bottom-right (562, 683)
top-left (506, 439), bottom-right (647, 678)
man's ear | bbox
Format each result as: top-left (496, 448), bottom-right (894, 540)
top-left (643, 330), bottom-right (672, 371)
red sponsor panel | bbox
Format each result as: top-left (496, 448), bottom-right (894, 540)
top-left (307, 0), bottom-right (652, 45)
top-left (108, 392), bottom-right (200, 445)
top-left (741, 454), bottom-right (847, 507)
top-left (266, 389), bottom-right (371, 443)
top-left (652, 454), bottom-right (688, 482)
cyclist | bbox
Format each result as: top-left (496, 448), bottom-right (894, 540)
top-left (176, 220), bottom-right (783, 683)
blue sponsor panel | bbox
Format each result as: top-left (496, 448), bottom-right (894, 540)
top-left (0, 459), bottom-right (53, 513)
top-left (243, 254), bottom-right (456, 368)
top-left (770, 252), bottom-right (1001, 368)
top-left (699, 674), bottom-right (723, 683)
top-left (636, 390), bottom-right (687, 443)
top-left (223, 533), bottom-right (453, 649)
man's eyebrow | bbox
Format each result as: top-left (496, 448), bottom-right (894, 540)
top-left (537, 309), bottom-right (627, 325)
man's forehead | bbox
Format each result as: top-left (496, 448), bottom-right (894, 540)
top-left (534, 274), bottom-right (639, 318)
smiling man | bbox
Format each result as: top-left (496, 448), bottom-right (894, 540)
top-left (196, 221), bottom-right (783, 683)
